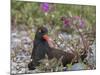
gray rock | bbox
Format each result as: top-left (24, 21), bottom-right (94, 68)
top-left (71, 63), bottom-right (86, 71)
top-left (11, 38), bottom-right (21, 49)
top-left (86, 41), bottom-right (96, 66)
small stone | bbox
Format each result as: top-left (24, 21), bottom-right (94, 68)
top-left (63, 67), bottom-right (67, 71)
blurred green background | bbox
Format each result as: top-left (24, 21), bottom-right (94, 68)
top-left (11, 0), bottom-right (96, 30)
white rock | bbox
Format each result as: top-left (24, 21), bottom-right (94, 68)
top-left (11, 32), bottom-right (17, 37)
top-left (20, 31), bottom-right (28, 36)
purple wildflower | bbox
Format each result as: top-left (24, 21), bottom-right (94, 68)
top-left (63, 19), bottom-right (70, 27)
top-left (73, 16), bottom-right (85, 28)
top-left (40, 3), bottom-right (49, 12)
top-left (79, 19), bottom-right (85, 28)
top-left (61, 16), bottom-right (70, 27)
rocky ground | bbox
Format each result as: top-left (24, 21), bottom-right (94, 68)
top-left (11, 28), bottom-right (96, 74)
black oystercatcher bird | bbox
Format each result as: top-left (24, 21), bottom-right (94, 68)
top-left (28, 26), bottom-right (75, 70)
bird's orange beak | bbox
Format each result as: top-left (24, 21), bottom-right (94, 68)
top-left (43, 34), bottom-right (49, 41)
top-left (43, 34), bottom-right (55, 48)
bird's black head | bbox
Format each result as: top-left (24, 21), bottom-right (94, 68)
top-left (35, 26), bottom-right (49, 41)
